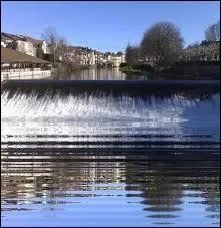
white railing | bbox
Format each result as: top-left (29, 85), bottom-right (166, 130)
top-left (2, 68), bottom-right (44, 72)
top-left (1, 70), bottom-right (52, 82)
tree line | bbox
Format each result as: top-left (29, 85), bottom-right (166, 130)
top-left (37, 26), bottom-right (124, 65)
top-left (125, 21), bottom-right (220, 73)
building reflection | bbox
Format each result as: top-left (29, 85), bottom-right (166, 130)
top-left (1, 147), bottom-right (219, 222)
top-left (1, 150), bottom-right (124, 200)
top-left (67, 67), bottom-right (126, 80)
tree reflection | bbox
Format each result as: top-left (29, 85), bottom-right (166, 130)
top-left (124, 149), bottom-right (220, 222)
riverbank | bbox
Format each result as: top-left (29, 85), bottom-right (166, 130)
top-left (120, 62), bottom-right (220, 80)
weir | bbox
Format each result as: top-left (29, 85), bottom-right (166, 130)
top-left (1, 79), bottom-right (220, 100)
top-left (1, 79), bottom-right (220, 151)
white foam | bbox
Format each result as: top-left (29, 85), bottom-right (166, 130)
top-left (1, 91), bottom-right (218, 147)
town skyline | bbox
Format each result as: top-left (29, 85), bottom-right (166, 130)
top-left (2, 1), bottom-right (220, 52)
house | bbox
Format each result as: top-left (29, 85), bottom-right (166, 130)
top-left (1, 47), bottom-right (52, 81)
top-left (1, 32), bottom-right (24, 47)
top-left (121, 53), bottom-right (126, 63)
top-left (61, 46), bottom-right (78, 64)
top-left (111, 56), bottom-right (122, 67)
top-left (182, 40), bottom-right (220, 62)
top-left (13, 40), bottom-right (36, 56)
top-left (87, 51), bottom-right (96, 66)
top-left (1, 32), bottom-right (52, 58)
top-left (60, 46), bottom-right (90, 66)
top-left (1, 32), bottom-right (36, 56)
top-left (23, 36), bottom-right (51, 54)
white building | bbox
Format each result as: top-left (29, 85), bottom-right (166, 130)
top-left (87, 51), bottom-right (96, 66)
top-left (1, 32), bottom-right (52, 58)
top-left (16, 40), bottom-right (36, 56)
top-left (121, 54), bottom-right (126, 63)
top-left (1, 41), bottom-right (6, 47)
top-left (41, 41), bottom-right (51, 54)
top-left (111, 56), bottom-right (122, 67)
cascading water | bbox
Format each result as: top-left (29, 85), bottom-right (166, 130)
top-left (1, 89), bottom-right (220, 149)
top-left (1, 81), bottom-right (220, 227)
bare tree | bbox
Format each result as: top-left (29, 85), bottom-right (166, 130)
top-left (116, 51), bottom-right (123, 56)
top-left (205, 21), bottom-right (220, 41)
top-left (56, 37), bottom-right (69, 62)
top-left (202, 42), bottom-right (220, 60)
top-left (61, 46), bottom-right (82, 65)
top-left (125, 44), bottom-right (140, 68)
top-left (42, 26), bottom-right (68, 64)
top-left (140, 22), bottom-right (184, 72)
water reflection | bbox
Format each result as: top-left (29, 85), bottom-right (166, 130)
top-left (55, 67), bottom-right (126, 80)
top-left (125, 151), bottom-right (220, 224)
top-left (1, 148), bottom-right (220, 226)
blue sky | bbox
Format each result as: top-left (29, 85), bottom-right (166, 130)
top-left (1, 1), bottom-right (220, 52)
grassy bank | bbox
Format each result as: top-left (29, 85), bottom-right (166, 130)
top-left (120, 62), bottom-right (220, 80)
top-left (119, 67), bottom-right (142, 74)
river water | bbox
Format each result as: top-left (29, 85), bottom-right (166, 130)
top-left (1, 70), bottom-right (220, 227)
top-left (53, 67), bottom-right (145, 80)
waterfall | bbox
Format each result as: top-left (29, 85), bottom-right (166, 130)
top-left (1, 90), bottom-right (219, 150)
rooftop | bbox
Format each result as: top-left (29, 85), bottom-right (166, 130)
top-left (23, 36), bottom-right (44, 47)
top-left (1, 32), bottom-right (26, 42)
top-left (1, 32), bottom-right (46, 47)
top-left (200, 40), bottom-right (220, 46)
top-left (1, 47), bottom-right (50, 64)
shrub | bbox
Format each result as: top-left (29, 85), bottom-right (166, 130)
top-left (119, 62), bottom-right (127, 68)
top-left (132, 63), bottom-right (154, 72)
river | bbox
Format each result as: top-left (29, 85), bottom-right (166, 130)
top-left (1, 70), bottom-right (220, 227)
top-left (53, 67), bottom-right (126, 80)
top-left (53, 67), bottom-right (150, 80)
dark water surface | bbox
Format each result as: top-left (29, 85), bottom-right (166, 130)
top-left (54, 67), bottom-right (127, 80)
top-left (1, 78), bottom-right (220, 227)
